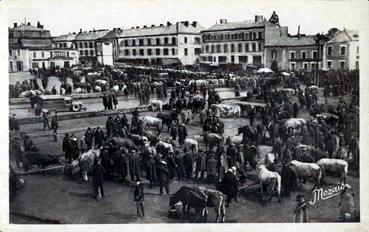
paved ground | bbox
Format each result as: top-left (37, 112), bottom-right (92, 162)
top-left (10, 100), bottom-right (360, 223)
top-left (9, 88), bottom-right (246, 118)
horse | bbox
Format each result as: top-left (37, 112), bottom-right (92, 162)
top-left (316, 158), bottom-right (348, 185)
top-left (140, 116), bottom-right (162, 135)
top-left (289, 160), bottom-right (323, 190)
top-left (195, 186), bottom-right (226, 223)
top-left (169, 186), bottom-right (207, 223)
top-left (203, 132), bottom-right (223, 151)
top-left (79, 149), bottom-right (101, 181)
top-left (258, 165), bottom-right (281, 202)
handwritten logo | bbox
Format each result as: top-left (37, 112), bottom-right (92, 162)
top-left (309, 184), bottom-right (345, 205)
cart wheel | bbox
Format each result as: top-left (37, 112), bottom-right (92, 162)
top-left (72, 104), bottom-right (81, 112)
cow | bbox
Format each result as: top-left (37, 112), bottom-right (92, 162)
top-left (79, 149), bottom-right (101, 181)
top-left (289, 160), bottom-right (323, 190)
top-left (258, 165), bottom-right (281, 202)
top-left (156, 141), bottom-right (174, 154)
top-left (183, 138), bottom-right (199, 155)
top-left (23, 152), bottom-right (62, 170)
top-left (156, 112), bottom-right (173, 132)
top-left (150, 99), bottom-right (164, 111)
top-left (140, 116), bottom-right (162, 135)
top-left (284, 118), bottom-right (306, 133)
top-left (316, 158), bottom-right (348, 185)
top-left (225, 135), bottom-right (243, 146)
top-left (181, 109), bottom-right (193, 124)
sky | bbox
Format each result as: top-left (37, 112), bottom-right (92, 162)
top-left (5, 0), bottom-right (368, 36)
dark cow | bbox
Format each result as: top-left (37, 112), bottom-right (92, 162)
top-left (156, 112), bottom-right (173, 132)
top-left (23, 152), bottom-right (61, 170)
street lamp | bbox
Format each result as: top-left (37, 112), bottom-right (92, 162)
top-left (314, 33), bottom-right (328, 86)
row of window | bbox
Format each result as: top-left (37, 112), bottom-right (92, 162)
top-left (80, 50), bottom-right (95, 56)
top-left (32, 51), bottom-right (71, 59)
top-left (289, 62), bottom-right (319, 70)
top-left (55, 42), bottom-right (68, 48)
top-left (204, 42), bottom-right (263, 53)
top-left (74, 41), bottom-right (94, 49)
top-left (122, 48), bottom-right (193, 56)
top-left (121, 36), bottom-right (200, 47)
top-left (285, 50), bottom-right (319, 60)
top-left (327, 45), bottom-right (359, 56)
top-left (9, 50), bottom-right (21, 57)
top-left (202, 31), bottom-right (263, 43)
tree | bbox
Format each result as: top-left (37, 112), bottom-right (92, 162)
top-left (326, 28), bottom-right (340, 39)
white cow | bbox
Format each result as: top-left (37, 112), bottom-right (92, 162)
top-left (183, 138), bottom-right (199, 154)
top-left (289, 160), bottom-right (323, 189)
top-left (150, 99), bottom-right (164, 111)
top-left (316, 158), bottom-right (348, 184)
top-left (258, 165), bottom-right (281, 202)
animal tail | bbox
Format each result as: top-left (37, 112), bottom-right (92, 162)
top-left (318, 164), bottom-right (325, 186)
top-left (344, 162), bottom-right (348, 175)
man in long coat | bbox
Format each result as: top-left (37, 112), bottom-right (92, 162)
top-left (177, 123), bottom-right (187, 146)
top-left (220, 168), bottom-right (239, 206)
top-left (92, 159), bottom-right (105, 200)
top-left (156, 161), bottom-right (169, 195)
top-left (175, 150), bottom-right (185, 181)
top-left (206, 154), bottom-right (218, 183)
top-left (183, 148), bottom-right (193, 179)
top-left (94, 127), bottom-right (105, 148)
top-left (84, 127), bottom-right (94, 149)
top-left (129, 149), bottom-right (141, 182)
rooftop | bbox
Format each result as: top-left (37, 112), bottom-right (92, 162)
top-left (53, 33), bottom-right (78, 42)
top-left (265, 35), bottom-right (317, 47)
top-left (118, 21), bottom-right (204, 38)
top-left (75, 30), bottom-right (110, 41)
top-left (201, 19), bottom-right (272, 32)
top-left (11, 23), bottom-right (47, 32)
top-left (327, 29), bottom-right (359, 43)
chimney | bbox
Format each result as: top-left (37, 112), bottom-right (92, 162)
top-left (191, 21), bottom-right (197, 27)
top-left (219, 19), bottom-right (228, 24)
top-left (27, 22), bottom-right (31, 26)
top-left (255, 15), bottom-right (263, 23)
top-left (113, 28), bottom-right (116, 31)
top-left (13, 23), bottom-right (17, 28)
top-left (151, 24), bottom-right (155, 27)
top-left (143, 25), bottom-right (147, 28)
top-left (167, 21), bottom-right (172, 26)
top-left (297, 25), bottom-right (300, 36)
top-left (79, 28), bottom-right (82, 33)
top-left (160, 24), bottom-right (163, 26)
top-left (136, 26), bottom-right (139, 29)
top-left (73, 32), bottom-right (76, 35)
top-left (183, 21), bottom-right (189, 27)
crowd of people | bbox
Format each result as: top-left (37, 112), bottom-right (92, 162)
top-left (9, 63), bottom-right (360, 222)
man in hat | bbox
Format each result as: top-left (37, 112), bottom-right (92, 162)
top-left (9, 114), bottom-right (19, 131)
top-left (42, 112), bottom-right (51, 131)
top-left (92, 158), bottom-right (105, 200)
top-left (294, 194), bottom-right (310, 222)
top-left (62, 133), bottom-right (71, 163)
top-left (51, 112), bottom-right (58, 142)
top-left (219, 167), bottom-right (239, 207)
top-left (129, 149), bottom-right (141, 183)
top-left (84, 127), bottom-right (94, 149)
top-left (134, 180), bottom-right (145, 219)
top-left (156, 160), bottom-right (169, 195)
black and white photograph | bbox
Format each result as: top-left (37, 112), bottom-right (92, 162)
top-left (1, 0), bottom-right (368, 230)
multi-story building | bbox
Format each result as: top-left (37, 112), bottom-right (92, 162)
top-left (116, 21), bottom-right (203, 65)
top-left (324, 29), bottom-right (359, 70)
top-left (52, 33), bottom-right (78, 49)
top-left (265, 33), bottom-right (323, 71)
top-left (200, 15), bottom-right (281, 67)
top-left (9, 21), bottom-right (52, 72)
top-left (9, 21), bottom-right (79, 72)
top-left (74, 29), bottom-right (110, 65)
top-left (96, 28), bottom-right (123, 66)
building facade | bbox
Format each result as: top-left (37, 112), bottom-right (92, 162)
top-left (265, 34), bottom-right (323, 71)
top-left (9, 21), bottom-right (52, 72)
top-left (28, 48), bottom-right (79, 69)
top-left (73, 29), bottom-right (110, 65)
top-left (200, 15), bottom-right (281, 67)
top-left (324, 29), bottom-right (359, 70)
top-left (116, 21), bottom-right (203, 65)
